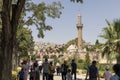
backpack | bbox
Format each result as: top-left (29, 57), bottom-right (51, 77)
top-left (88, 65), bottom-right (98, 79)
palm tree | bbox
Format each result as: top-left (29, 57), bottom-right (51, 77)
top-left (100, 19), bottom-right (120, 64)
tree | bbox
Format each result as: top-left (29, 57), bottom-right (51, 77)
top-left (0, 0), bottom-right (62, 80)
top-left (24, 1), bottom-right (63, 38)
top-left (0, 0), bottom-right (83, 80)
top-left (84, 52), bottom-right (91, 69)
top-left (100, 19), bottom-right (120, 64)
top-left (0, 1), bottom-right (26, 80)
top-left (0, 2), bottom-right (34, 70)
top-left (17, 27), bottom-right (34, 56)
top-left (0, 23), bottom-right (1, 54)
top-left (12, 26), bottom-right (34, 70)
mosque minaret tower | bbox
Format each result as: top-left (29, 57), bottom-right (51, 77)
top-left (77, 13), bottom-right (83, 50)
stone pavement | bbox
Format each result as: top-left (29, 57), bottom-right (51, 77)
top-left (28, 73), bottom-right (104, 80)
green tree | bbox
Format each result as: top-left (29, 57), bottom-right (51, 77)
top-left (0, 0), bottom-right (83, 80)
top-left (17, 27), bottom-right (34, 56)
top-left (0, 1), bottom-right (62, 80)
top-left (0, 2), bottom-right (34, 70)
top-left (12, 26), bottom-right (34, 70)
top-left (84, 52), bottom-right (91, 69)
top-left (100, 19), bottom-right (120, 64)
top-left (24, 1), bottom-right (63, 38)
top-left (0, 1), bottom-right (26, 80)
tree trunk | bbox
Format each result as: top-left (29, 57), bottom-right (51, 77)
top-left (0, 0), bottom-right (25, 80)
top-left (0, 41), bottom-right (12, 80)
top-left (0, 0), bottom-right (12, 80)
top-left (12, 47), bottom-right (18, 70)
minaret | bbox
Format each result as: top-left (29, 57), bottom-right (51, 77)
top-left (77, 13), bottom-right (83, 50)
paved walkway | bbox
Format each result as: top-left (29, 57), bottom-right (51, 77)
top-left (28, 73), bottom-right (104, 80)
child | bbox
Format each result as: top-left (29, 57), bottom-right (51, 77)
top-left (66, 69), bottom-right (72, 80)
top-left (18, 68), bottom-right (24, 80)
top-left (104, 65), bottom-right (112, 80)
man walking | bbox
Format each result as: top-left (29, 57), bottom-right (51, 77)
top-left (85, 60), bottom-right (100, 80)
top-left (61, 61), bottom-right (68, 80)
top-left (42, 58), bottom-right (49, 80)
top-left (71, 59), bottom-right (77, 80)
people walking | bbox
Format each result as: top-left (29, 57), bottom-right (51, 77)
top-left (61, 61), bottom-right (68, 80)
top-left (56, 62), bottom-right (61, 76)
top-left (38, 60), bottom-right (43, 73)
top-left (71, 59), bottom-right (77, 80)
top-left (29, 67), bottom-right (35, 80)
top-left (42, 58), bottom-right (50, 80)
top-left (22, 60), bottom-right (29, 80)
top-left (49, 62), bottom-right (55, 80)
top-left (33, 60), bottom-right (40, 80)
top-left (110, 64), bottom-right (120, 80)
top-left (85, 60), bottom-right (100, 80)
top-left (103, 65), bottom-right (112, 80)
top-left (18, 68), bottom-right (24, 80)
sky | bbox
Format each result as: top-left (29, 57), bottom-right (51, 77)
top-left (31, 0), bottom-right (120, 44)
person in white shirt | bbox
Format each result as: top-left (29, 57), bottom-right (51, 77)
top-left (110, 64), bottom-right (120, 80)
top-left (104, 65), bottom-right (112, 80)
top-left (38, 60), bottom-right (43, 73)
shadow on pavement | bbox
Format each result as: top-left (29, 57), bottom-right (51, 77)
top-left (76, 78), bottom-right (83, 80)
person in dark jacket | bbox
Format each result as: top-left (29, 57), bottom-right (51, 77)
top-left (61, 61), bottom-right (68, 80)
top-left (85, 60), bottom-right (100, 80)
top-left (18, 68), bottom-right (24, 80)
top-left (71, 59), bottom-right (77, 80)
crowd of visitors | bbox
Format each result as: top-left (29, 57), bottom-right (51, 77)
top-left (18, 59), bottom-right (120, 80)
top-left (18, 58), bottom-right (77, 80)
top-left (85, 60), bottom-right (120, 80)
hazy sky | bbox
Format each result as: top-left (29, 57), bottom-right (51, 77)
top-left (31, 0), bottom-right (120, 44)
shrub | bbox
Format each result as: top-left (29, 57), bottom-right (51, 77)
top-left (83, 52), bottom-right (91, 69)
top-left (77, 59), bottom-right (83, 63)
top-left (17, 66), bottom-right (22, 72)
top-left (99, 71), bottom-right (104, 78)
top-left (98, 63), bottom-right (113, 71)
top-left (12, 70), bottom-right (17, 80)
